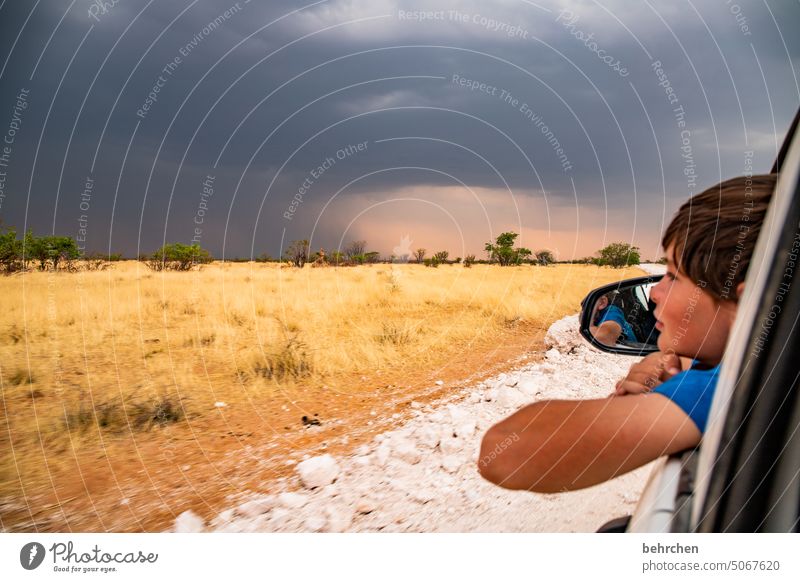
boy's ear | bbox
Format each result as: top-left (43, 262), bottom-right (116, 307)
top-left (736, 282), bottom-right (746, 301)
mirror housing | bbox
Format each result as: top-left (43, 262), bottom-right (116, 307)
top-left (579, 275), bottom-right (663, 356)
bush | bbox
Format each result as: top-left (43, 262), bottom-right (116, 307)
top-left (28, 233), bottom-right (81, 271)
top-left (377, 322), bottom-right (413, 345)
top-left (147, 243), bottom-right (212, 271)
top-left (535, 249), bottom-right (555, 266)
top-left (9, 369), bottom-right (34, 386)
top-left (463, 254), bottom-right (476, 268)
top-left (484, 232), bottom-right (532, 266)
top-left (1, 228), bottom-right (82, 272)
top-left (285, 239), bottom-right (309, 267)
top-left (63, 393), bottom-right (185, 433)
top-left (597, 242), bottom-right (641, 268)
top-left (433, 250), bottom-right (449, 263)
top-left (83, 252), bottom-right (111, 271)
top-left (252, 336), bottom-right (312, 381)
top-left (0, 227), bottom-right (23, 273)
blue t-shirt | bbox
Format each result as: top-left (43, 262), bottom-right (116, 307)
top-left (653, 362), bottom-right (720, 433)
top-left (595, 305), bottom-right (637, 342)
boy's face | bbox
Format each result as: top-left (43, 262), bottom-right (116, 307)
top-left (651, 244), bottom-right (737, 365)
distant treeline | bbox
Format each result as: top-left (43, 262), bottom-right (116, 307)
top-left (1, 227), bottom-right (648, 274)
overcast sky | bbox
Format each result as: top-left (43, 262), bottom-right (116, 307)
top-left (0, 0), bottom-right (797, 260)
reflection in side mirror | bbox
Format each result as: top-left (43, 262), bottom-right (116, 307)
top-left (579, 275), bottom-right (663, 356)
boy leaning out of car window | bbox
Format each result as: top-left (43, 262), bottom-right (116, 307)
top-left (478, 174), bottom-right (777, 493)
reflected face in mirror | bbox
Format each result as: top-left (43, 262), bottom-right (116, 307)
top-left (581, 276), bottom-right (662, 353)
top-left (590, 290), bottom-right (648, 347)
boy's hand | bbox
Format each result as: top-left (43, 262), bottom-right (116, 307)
top-left (613, 351), bottom-right (682, 396)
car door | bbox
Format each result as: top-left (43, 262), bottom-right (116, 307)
top-left (693, 117), bottom-right (800, 532)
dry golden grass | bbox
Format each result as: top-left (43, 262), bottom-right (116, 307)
top-left (1, 261), bottom-right (644, 527)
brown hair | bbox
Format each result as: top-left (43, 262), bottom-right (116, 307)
top-left (661, 174), bottom-right (776, 302)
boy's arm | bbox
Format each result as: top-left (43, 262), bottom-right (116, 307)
top-left (589, 320), bottom-right (622, 346)
top-left (478, 394), bottom-right (701, 492)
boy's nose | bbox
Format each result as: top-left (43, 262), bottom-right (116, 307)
top-left (651, 278), bottom-right (665, 304)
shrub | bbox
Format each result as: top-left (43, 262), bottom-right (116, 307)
top-left (9, 369), bottom-right (34, 385)
top-left (285, 239), bottom-right (309, 267)
top-left (597, 242), bottom-right (641, 268)
top-left (147, 243), bottom-right (212, 271)
top-left (83, 252), bottom-right (111, 271)
top-left (433, 250), bottom-right (449, 263)
top-left (63, 393), bottom-right (185, 433)
top-left (252, 336), bottom-right (312, 381)
top-left (463, 254), bottom-right (476, 268)
top-left (0, 227), bottom-right (23, 273)
top-left (377, 322), bottom-right (413, 345)
top-left (535, 249), bottom-right (555, 266)
top-left (484, 232), bottom-right (532, 266)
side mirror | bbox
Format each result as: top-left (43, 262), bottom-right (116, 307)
top-left (579, 275), bottom-right (663, 356)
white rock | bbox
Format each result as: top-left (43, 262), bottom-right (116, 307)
top-left (211, 509), bottom-right (235, 528)
top-left (324, 506), bottom-right (353, 532)
top-left (214, 401), bottom-right (227, 408)
top-left (374, 443), bottom-right (392, 466)
top-left (268, 507), bottom-right (293, 528)
top-left (463, 489), bottom-right (480, 503)
top-left (428, 411), bottom-right (445, 422)
top-left (483, 388), bottom-right (499, 402)
top-left (303, 515), bottom-right (327, 532)
top-left (453, 421), bottom-right (476, 438)
top-left (496, 386), bottom-right (527, 409)
top-left (321, 483), bottom-right (340, 498)
top-left (297, 454), bottom-right (340, 489)
top-left (352, 455), bottom-right (371, 467)
top-left (517, 376), bottom-right (546, 397)
top-left (491, 379), bottom-right (507, 391)
top-left (439, 436), bottom-right (463, 456)
top-left (546, 348), bottom-right (561, 361)
top-left (410, 401), bottom-right (423, 409)
top-left (435, 380), bottom-right (444, 386)
top-left (174, 510), bottom-right (205, 533)
top-left (441, 455), bottom-right (462, 473)
top-left (414, 424), bottom-right (441, 449)
top-left (539, 363), bottom-right (557, 375)
top-left (447, 405), bottom-right (470, 425)
top-left (544, 314), bottom-right (581, 351)
top-left (410, 488), bottom-right (436, 503)
top-left (277, 491), bottom-right (309, 509)
top-left (236, 496), bottom-right (276, 518)
top-left (392, 439), bottom-right (422, 465)
top-left (356, 497), bottom-right (378, 514)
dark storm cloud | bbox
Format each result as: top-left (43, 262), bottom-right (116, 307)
top-left (0, 0), bottom-right (797, 259)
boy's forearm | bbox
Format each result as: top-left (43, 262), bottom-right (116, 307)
top-left (478, 396), bottom-right (701, 493)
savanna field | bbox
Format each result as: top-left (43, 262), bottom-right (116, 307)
top-left (1, 261), bottom-right (645, 532)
